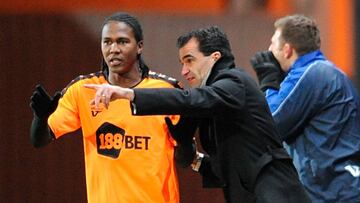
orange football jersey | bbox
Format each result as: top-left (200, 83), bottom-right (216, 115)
top-left (48, 71), bottom-right (180, 203)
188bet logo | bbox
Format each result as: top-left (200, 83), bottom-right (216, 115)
top-left (96, 122), bottom-right (151, 158)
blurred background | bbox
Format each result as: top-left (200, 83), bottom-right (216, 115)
top-left (1, 0), bottom-right (359, 202)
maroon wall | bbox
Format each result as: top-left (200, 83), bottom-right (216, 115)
top-left (0, 14), bottom-right (97, 202)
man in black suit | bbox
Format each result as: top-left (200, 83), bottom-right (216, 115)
top-left (84, 26), bottom-right (310, 203)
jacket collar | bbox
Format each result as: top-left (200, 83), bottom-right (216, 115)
top-left (205, 56), bottom-right (236, 85)
top-left (291, 50), bottom-right (325, 70)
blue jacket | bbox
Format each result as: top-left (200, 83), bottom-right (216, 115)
top-left (266, 50), bottom-right (360, 202)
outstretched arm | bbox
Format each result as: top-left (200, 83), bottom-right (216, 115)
top-left (29, 84), bottom-right (61, 148)
top-left (85, 71), bottom-right (248, 117)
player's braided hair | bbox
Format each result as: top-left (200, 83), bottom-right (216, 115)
top-left (101, 12), bottom-right (149, 78)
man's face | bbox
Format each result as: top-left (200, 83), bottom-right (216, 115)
top-left (268, 29), bottom-right (286, 71)
top-left (179, 38), bottom-right (216, 87)
top-left (101, 21), bottom-right (142, 75)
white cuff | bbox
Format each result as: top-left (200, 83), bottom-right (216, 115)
top-left (131, 102), bottom-right (137, 115)
top-left (191, 152), bottom-right (204, 172)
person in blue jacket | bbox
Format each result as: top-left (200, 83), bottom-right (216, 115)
top-left (251, 14), bottom-right (360, 202)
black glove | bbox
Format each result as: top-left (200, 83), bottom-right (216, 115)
top-left (250, 51), bottom-right (285, 91)
top-left (165, 116), bottom-right (198, 168)
top-left (30, 84), bottom-right (61, 119)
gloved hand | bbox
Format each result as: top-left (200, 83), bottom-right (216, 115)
top-left (250, 51), bottom-right (285, 91)
top-left (165, 116), bottom-right (198, 167)
top-left (165, 116), bottom-right (197, 145)
top-left (30, 84), bottom-right (61, 119)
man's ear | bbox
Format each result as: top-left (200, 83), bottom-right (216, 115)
top-left (211, 51), bottom-right (222, 62)
top-left (283, 43), bottom-right (293, 59)
top-left (137, 40), bottom-right (144, 55)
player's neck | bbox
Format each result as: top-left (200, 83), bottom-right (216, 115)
top-left (108, 69), bottom-right (142, 88)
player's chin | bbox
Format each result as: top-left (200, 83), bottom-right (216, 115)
top-left (108, 65), bottom-right (129, 74)
top-left (188, 80), bottom-right (200, 88)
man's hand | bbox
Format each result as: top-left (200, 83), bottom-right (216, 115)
top-left (30, 84), bottom-right (61, 119)
top-left (165, 117), bottom-right (197, 145)
top-left (83, 84), bottom-right (134, 109)
top-left (165, 116), bottom-right (198, 167)
top-left (250, 51), bottom-right (285, 91)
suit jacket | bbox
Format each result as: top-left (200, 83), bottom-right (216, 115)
top-left (131, 57), bottom-right (309, 202)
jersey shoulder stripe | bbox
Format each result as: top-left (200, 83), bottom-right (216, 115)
top-left (148, 71), bottom-right (183, 88)
top-left (61, 71), bottom-right (104, 95)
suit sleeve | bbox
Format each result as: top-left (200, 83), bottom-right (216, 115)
top-left (132, 73), bottom-right (246, 117)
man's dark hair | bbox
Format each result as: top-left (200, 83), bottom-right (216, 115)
top-left (177, 26), bottom-right (234, 61)
top-left (274, 14), bottom-right (321, 56)
top-left (101, 12), bottom-right (149, 77)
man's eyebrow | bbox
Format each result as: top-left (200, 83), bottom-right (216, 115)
top-left (102, 37), bottom-right (129, 40)
top-left (181, 54), bottom-right (194, 60)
